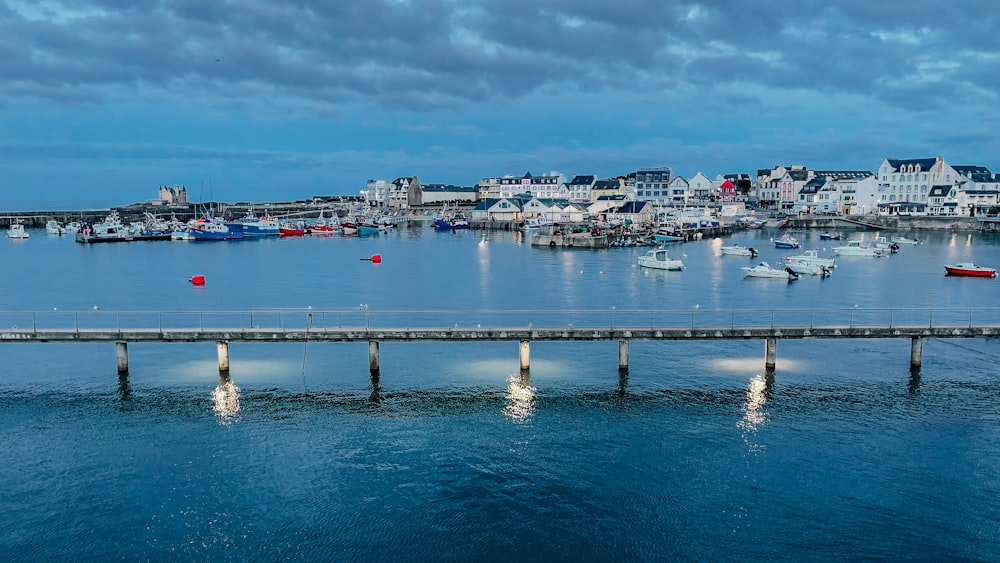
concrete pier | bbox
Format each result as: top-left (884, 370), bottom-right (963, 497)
top-left (116, 341), bottom-right (128, 374)
top-left (217, 340), bottom-right (230, 372)
top-left (765, 338), bottom-right (777, 372)
top-left (368, 340), bottom-right (380, 377)
top-left (618, 339), bottom-right (629, 373)
top-left (519, 340), bottom-right (530, 373)
top-left (910, 337), bottom-right (923, 370)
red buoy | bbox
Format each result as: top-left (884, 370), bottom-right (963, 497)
top-left (370, 254), bottom-right (382, 263)
top-left (190, 274), bottom-right (206, 285)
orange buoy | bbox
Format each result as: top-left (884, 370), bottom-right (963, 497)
top-left (370, 254), bottom-right (382, 263)
top-left (190, 274), bottom-right (206, 285)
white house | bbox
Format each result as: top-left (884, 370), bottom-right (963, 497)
top-left (667, 176), bottom-right (689, 205)
top-left (566, 174), bottom-right (597, 203)
top-left (473, 198), bottom-right (522, 221)
top-left (876, 156), bottom-right (957, 206)
top-left (688, 172), bottom-right (714, 200)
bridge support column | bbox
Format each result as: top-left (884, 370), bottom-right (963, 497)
top-left (217, 341), bottom-right (230, 373)
top-left (116, 341), bottom-right (128, 374)
top-left (765, 338), bottom-right (777, 372)
top-left (369, 341), bottom-right (380, 377)
top-left (910, 337), bottom-right (923, 370)
top-left (519, 340), bottom-right (530, 374)
top-left (618, 339), bottom-right (629, 374)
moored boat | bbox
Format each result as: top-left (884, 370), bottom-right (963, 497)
top-left (944, 263), bottom-right (997, 277)
top-left (75, 210), bottom-right (132, 243)
top-left (832, 240), bottom-right (884, 257)
top-left (741, 262), bottom-right (799, 280)
top-left (234, 210), bottom-right (280, 237)
top-left (435, 213), bottom-right (470, 230)
top-left (719, 244), bottom-right (758, 257)
top-left (7, 220), bottom-right (29, 239)
top-left (45, 220), bottom-right (66, 235)
top-left (773, 233), bottom-right (800, 249)
top-left (189, 218), bottom-right (244, 240)
top-left (786, 261), bottom-right (833, 276)
top-left (784, 249), bottom-right (836, 270)
top-left (819, 232), bottom-right (841, 240)
top-left (891, 235), bottom-right (920, 245)
top-left (637, 247), bottom-right (684, 271)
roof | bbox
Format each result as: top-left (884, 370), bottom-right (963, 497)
top-left (567, 175), bottom-right (596, 186)
top-left (814, 170), bottom-right (874, 179)
top-left (885, 158), bottom-right (938, 172)
top-left (929, 185), bottom-right (953, 197)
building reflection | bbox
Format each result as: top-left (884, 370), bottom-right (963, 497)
top-left (212, 373), bottom-right (241, 422)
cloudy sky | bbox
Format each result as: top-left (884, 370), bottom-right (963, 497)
top-left (3, 0), bottom-right (1000, 207)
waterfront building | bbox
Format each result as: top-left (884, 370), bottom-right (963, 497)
top-left (589, 178), bottom-right (628, 200)
top-left (954, 166), bottom-right (1000, 216)
top-left (364, 177), bottom-right (422, 208)
top-left (420, 184), bottom-right (479, 205)
top-left (876, 156), bottom-right (956, 209)
top-left (588, 194), bottom-right (629, 218)
top-left (155, 185), bottom-right (187, 205)
top-left (472, 197), bottom-right (522, 221)
top-left (633, 167), bottom-right (673, 206)
top-left (482, 172), bottom-right (567, 200)
top-left (667, 176), bottom-right (690, 205)
top-left (566, 174), bottom-right (597, 203)
top-left (754, 164), bottom-right (790, 209)
top-left (688, 172), bottom-right (714, 201)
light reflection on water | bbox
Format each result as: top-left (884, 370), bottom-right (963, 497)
top-left (212, 374), bottom-right (241, 422)
top-left (503, 374), bottom-right (535, 422)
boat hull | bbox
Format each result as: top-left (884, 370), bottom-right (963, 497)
top-left (945, 265), bottom-right (997, 277)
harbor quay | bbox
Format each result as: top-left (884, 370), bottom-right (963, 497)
top-left (2, 307), bottom-right (998, 377)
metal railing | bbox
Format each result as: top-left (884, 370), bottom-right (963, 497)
top-left (2, 307), bottom-right (1000, 334)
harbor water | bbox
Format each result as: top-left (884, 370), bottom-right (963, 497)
top-left (2, 225), bottom-right (1000, 560)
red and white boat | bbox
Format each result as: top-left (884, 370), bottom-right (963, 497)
top-left (279, 220), bottom-right (306, 236)
top-left (944, 263), bottom-right (997, 277)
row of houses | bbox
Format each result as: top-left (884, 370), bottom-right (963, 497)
top-left (361, 155), bottom-right (1000, 218)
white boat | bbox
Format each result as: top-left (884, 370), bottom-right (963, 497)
top-left (7, 220), bottom-right (29, 239)
top-left (784, 249), bottom-right (836, 269)
top-left (873, 236), bottom-right (900, 253)
top-left (638, 247), bottom-right (684, 271)
top-left (45, 220), bottom-right (66, 235)
top-left (741, 262), bottom-right (798, 279)
top-left (891, 235), bottom-right (920, 245)
top-left (522, 217), bottom-right (556, 231)
top-left (786, 261), bottom-right (833, 276)
top-left (773, 233), bottom-right (800, 249)
top-left (832, 240), bottom-right (884, 257)
top-left (720, 244), bottom-right (758, 257)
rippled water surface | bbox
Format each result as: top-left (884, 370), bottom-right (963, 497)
top-left (2, 225), bottom-right (1000, 560)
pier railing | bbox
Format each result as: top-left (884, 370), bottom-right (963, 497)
top-left (2, 307), bottom-right (1000, 336)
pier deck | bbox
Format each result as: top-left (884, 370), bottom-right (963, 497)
top-left (1, 307), bottom-right (997, 343)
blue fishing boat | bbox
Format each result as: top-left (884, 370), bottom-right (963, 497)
top-left (190, 218), bottom-right (244, 240)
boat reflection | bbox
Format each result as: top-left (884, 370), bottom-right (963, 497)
top-left (503, 374), bottom-right (536, 422)
top-left (212, 373), bottom-right (241, 422)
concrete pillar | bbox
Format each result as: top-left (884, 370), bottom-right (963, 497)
top-left (910, 337), bottom-right (923, 370)
top-left (618, 339), bottom-right (629, 373)
top-left (519, 340), bottom-right (530, 373)
top-left (369, 340), bottom-right (380, 377)
top-left (765, 337), bottom-right (777, 372)
top-left (115, 341), bottom-right (128, 374)
top-left (217, 340), bottom-right (230, 373)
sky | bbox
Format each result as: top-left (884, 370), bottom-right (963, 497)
top-left (3, 1), bottom-right (1000, 208)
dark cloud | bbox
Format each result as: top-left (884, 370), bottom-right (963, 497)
top-left (4, 0), bottom-right (999, 114)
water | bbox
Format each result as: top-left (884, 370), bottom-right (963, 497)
top-left (3, 226), bottom-right (1000, 561)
